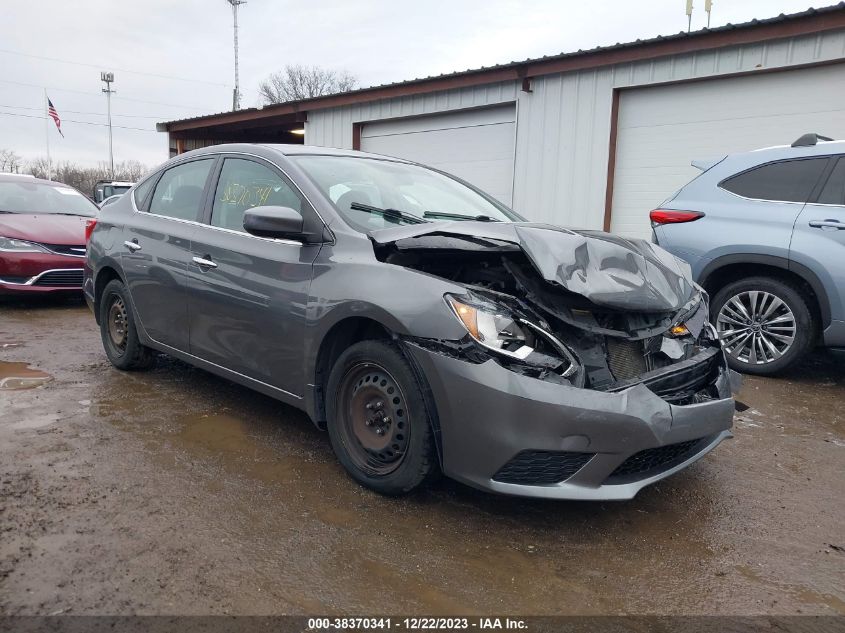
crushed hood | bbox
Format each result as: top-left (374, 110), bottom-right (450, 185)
top-left (369, 221), bottom-right (696, 312)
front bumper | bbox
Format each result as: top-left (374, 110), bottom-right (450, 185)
top-left (0, 252), bottom-right (84, 294)
top-left (406, 343), bottom-right (736, 500)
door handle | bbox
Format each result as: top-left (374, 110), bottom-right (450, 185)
top-left (123, 240), bottom-right (142, 252)
top-left (192, 256), bottom-right (218, 269)
top-left (809, 220), bottom-right (845, 230)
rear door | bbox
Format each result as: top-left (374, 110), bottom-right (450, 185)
top-left (790, 156), bottom-right (845, 345)
top-left (187, 155), bottom-right (321, 396)
top-left (121, 157), bottom-right (216, 351)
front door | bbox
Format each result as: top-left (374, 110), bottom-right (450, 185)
top-left (790, 156), bottom-right (845, 346)
top-left (187, 156), bottom-right (321, 396)
top-left (121, 157), bottom-right (215, 350)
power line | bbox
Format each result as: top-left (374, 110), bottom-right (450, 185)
top-left (0, 78), bottom-right (212, 111)
top-left (0, 110), bottom-right (158, 133)
top-left (0, 48), bottom-right (231, 88)
top-left (0, 103), bottom-right (168, 119)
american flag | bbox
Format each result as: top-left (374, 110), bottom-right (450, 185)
top-left (47, 97), bottom-right (64, 137)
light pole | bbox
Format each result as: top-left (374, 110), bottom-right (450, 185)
top-left (227, 0), bottom-right (246, 110)
top-left (101, 71), bottom-right (115, 177)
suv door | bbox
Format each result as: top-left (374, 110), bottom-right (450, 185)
top-left (790, 156), bottom-right (845, 347)
top-left (187, 155), bottom-right (323, 396)
top-left (122, 157), bottom-right (216, 350)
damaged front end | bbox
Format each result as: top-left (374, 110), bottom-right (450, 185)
top-left (370, 222), bottom-right (729, 405)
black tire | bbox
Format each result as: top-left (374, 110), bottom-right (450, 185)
top-left (711, 276), bottom-right (815, 376)
top-left (99, 279), bottom-right (156, 371)
top-left (326, 339), bottom-right (437, 495)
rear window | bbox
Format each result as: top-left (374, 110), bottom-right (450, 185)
top-left (817, 159), bottom-right (845, 206)
top-left (132, 176), bottom-right (156, 208)
top-left (720, 158), bottom-right (828, 203)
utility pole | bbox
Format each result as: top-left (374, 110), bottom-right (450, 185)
top-left (686, 0), bottom-right (694, 32)
top-left (227, 0), bottom-right (246, 110)
top-left (101, 71), bottom-right (115, 177)
top-left (705, 0), bottom-right (713, 28)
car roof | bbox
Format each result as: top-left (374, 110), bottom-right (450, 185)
top-left (735, 138), bottom-right (845, 162)
top-left (0, 173), bottom-right (74, 187)
top-left (175, 143), bottom-right (414, 163)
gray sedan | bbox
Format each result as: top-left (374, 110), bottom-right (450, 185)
top-left (84, 144), bottom-right (737, 500)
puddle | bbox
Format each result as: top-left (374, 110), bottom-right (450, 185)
top-left (0, 361), bottom-right (52, 390)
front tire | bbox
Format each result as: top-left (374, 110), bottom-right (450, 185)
top-left (99, 279), bottom-right (156, 371)
top-left (326, 340), bottom-right (437, 495)
top-left (711, 276), bottom-right (815, 376)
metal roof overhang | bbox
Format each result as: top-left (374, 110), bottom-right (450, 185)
top-left (158, 3), bottom-right (845, 137)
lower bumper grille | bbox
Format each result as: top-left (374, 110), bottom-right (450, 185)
top-left (32, 269), bottom-right (84, 287)
top-left (605, 437), bottom-right (710, 484)
top-left (493, 450), bottom-right (594, 485)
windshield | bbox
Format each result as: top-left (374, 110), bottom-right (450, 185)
top-left (0, 181), bottom-right (98, 217)
top-left (292, 155), bottom-right (521, 232)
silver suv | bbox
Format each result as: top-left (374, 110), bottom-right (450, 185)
top-left (653, 133), bottom-right (845, 375)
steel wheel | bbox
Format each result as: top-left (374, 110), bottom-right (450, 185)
top-left (335, 362), bottom-right (410, 477)
top-left (107, 295), bottom-right (129, 353)
top-left (716, 290), bottom-right (796, 365)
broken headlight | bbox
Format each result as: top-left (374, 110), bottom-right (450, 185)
top-left (445, 293), bottom-right (581, 381)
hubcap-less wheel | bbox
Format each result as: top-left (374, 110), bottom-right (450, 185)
top-left (336, 362), bottom-right (410, 476)
top-left (716, 290), bottom-right (796, 365)
top-left (107, 296), bottom-right (129, 353)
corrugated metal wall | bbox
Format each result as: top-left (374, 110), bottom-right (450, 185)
top-left (306, 30), bottom-right (845, 229)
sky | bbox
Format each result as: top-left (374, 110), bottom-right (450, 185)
top-left (1, 0), bottom-right (827, 171)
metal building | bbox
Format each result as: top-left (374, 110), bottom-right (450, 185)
top-left (158, 4), bottom-right (845, 238)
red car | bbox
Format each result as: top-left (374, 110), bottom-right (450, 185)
top-left (0, 173), bottom-right (98, 295)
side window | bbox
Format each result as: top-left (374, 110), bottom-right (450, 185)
top-left (210, 158), bottom-right (302, 232)
top-left (132, 176), bottom-right (156, 208)
top-left (720, 158), bottom-right (828, 203)
top-left (817, 159), bottom-right (845, 206)
top-left (148, 159), bottom-right (214, 221)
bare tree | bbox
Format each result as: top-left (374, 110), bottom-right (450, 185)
top-left (23, 157), bottom-right (148, 196)
top-left (27, 157), bottom-right (54, 180)
top-left (258, 64), bottom-right (358, 104)
top-left (0, 149), bottom-right (24, 173)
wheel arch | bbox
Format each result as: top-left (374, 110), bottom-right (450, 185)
top-left (699, 254), bottom-right (830, 331)
top-left (308, 314), bottom-right (444, 465)
top-left (92, 262), bottom-right (126, 326)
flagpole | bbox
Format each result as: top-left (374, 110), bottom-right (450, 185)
top-left (43, 90), bottom-right (51, 180)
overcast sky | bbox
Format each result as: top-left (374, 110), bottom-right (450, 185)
top-left (1, 0), bottom-right (823, 170)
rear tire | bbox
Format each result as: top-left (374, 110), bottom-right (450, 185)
top-left (99, 279), bottom-right (156, 371)
top-left (711, 276), bottom-right (815, 376)
top-left (326, 340), bottom-right (437, 495)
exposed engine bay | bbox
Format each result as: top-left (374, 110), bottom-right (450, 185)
top-left (369, 222), bottom-right (725, 404)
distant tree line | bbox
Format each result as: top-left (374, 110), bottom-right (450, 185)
top-left (0, 149), bottom-right (147, 198)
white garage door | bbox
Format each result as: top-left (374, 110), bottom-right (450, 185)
top-left (360, 104), bottom-right (516, 204)
top-left (610, 64), bottom-right (845, 238)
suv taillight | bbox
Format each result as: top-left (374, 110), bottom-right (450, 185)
top-left (85, 219), bottom-right (98, 243)
top-left (649, 209), bottom-right (704, 225)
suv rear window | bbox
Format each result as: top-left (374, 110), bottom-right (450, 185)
top-left (720, 158), bottom-right (828, 203)
top-left (817, 159), bottom-right (845, 206)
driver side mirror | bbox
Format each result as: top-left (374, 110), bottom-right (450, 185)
top-left (243, 206), bottom-right (305, 240)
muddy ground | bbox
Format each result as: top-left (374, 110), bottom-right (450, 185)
top-left (0, 297), bottom-right (843, 616)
